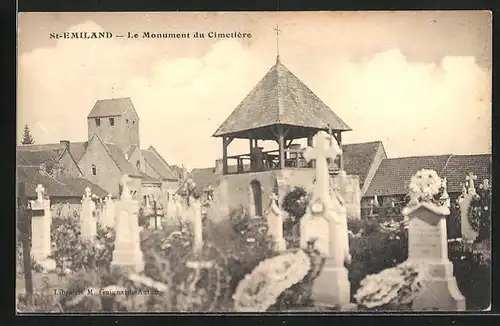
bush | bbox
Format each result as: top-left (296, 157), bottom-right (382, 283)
top-left (282, 187), bottom-right (309, 223)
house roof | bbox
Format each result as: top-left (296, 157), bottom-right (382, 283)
top-left (87, 97), bottom-right (138, 119)
top-left (17, 165), bottom-right (108, 198)
top-left (364, 153), bottom-right (492, 197)
top-left (140, 172), bottom-right (162, 184)
top-left (190, 167), bottom-right (221, 190)
top-left (16, 147), bottom-right (66, 174)
top-left (141, 149), bottom-right (179, 181)
top-left (342, 141), bottom-right (385, 188)
top-left (102, 140), bottom-right (142, 177)
top-left (126, 144), bottom-right (138, 159)
top-left (213, 57), bottom-right (351, 138)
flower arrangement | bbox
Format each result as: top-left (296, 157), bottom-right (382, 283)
top-left (353, 261), bottom-right (427, 310)
top-left (407, 169), bottom-right (449, 207)
top-left (232, 249), bottom-right (311, 312)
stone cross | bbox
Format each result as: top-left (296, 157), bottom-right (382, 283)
top-left (35, 184), bottom-right (45, 202)
top-left (120, 174), bottom-right (132, 200)
top-left (265, 193), bottom-right (286, 251)
top-left (299, 131), bottom-right (351, 308)
top-left (111, 175), bottom-right (144, 273)
top-left (303, 131), bottom-right (342, 202)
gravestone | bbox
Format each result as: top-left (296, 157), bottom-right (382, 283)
top-left (80, 187), bottom-right (97, 240)
top-left (458, 173), bottom-right (479, 242)
top-left (189, 197), bottom-right (203, 253)
top-left (402, 172), bottom-right (465, 311)
top-left (299, 131), bottom-right (352, 308)
top-left (111, 174), bottom-right (144, 273)
top-left (102, 194), bottom-right (115, 228)
top-left (265, 193), bottom-right (286, 251)
top-left (30, 184), bottom-right (52, 262)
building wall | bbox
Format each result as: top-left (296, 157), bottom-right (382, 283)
top-left (361, 144), bottom-right (387, 195)
top-left (53, 150), bottom-right (83, 179)
top-left (77, 137), bottom-right (124, 197)
top-left (123, 108), bottom-right (140, 150)
top-left (162, 180), bottom-right (180, 193)
top-left (128, 147), bottom-right (146, 173)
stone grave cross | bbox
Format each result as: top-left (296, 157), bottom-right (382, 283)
top-left (81, 186), bottom-right (97, 240)
top-left (299, 131), bottom-right (351, 308)
top-left (303, 131), bottom-right (342, 203)
top-left (35, 184), bottom-right (44, 202)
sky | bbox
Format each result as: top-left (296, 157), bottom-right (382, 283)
top-left (17, 11), bottom-right (492, 170)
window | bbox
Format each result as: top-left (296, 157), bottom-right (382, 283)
top-left (91, 164), bottom-right (97, 175)
top-left (109, 118), bottom-right (115, 126)
top-left (95, 119), bottom-right (100, 126)
top-left (126, 119), bottom-right (129, 123)
top-left (136, 160), bottom-right (141, 170)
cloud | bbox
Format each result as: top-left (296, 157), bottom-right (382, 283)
top-left (18, 20), bottom-right (491, 170)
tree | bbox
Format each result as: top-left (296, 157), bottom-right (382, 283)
top-left (21, 125), bottom-right (35, 145)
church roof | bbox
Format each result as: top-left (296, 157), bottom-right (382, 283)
top-left (68, 142), bottom-right (89, 162)
top-left (141, 149), bottom-right (179, 181)
top-left (364, 153), bottom-right (492, 197)
top-left (213, 58), bottom-right (351, 138)
top-left (102, 141), bottom-right (142, 177)
top-left (87, 97), bottom-right (137, 118)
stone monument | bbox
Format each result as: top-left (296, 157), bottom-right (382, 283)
top-left (299, 131), bottom-right (352, 308)
top-left (80, 187), bottom-right (97, 240)
top-left (265, 193), bottom-right (286, 251)
top-left (458, 173), bottom-right (479, 242)
top-left (402, 170), bottom-right (465, 311)
top-left (111, 174), bottom-right (144, 273)
top-left (30, 184), bottom-right (52, 262)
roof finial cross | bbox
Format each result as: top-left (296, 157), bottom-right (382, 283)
top-left (274, 24), bottom-right (281, 62)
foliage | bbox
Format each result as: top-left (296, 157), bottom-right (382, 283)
top-left (281, 186), bottom-right (309, 224)
top-left (228, 205), bottom-right (252, 234)
top-left (467, 179), bottom-right (491, 242)
top-left (49, 216), bottom-right (115, 276)
top-left (21, 124), bottom-right (35, 145)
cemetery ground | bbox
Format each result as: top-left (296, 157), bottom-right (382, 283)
top-left (16, 204), bottom-right (490, 312)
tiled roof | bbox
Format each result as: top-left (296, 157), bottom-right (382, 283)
top-left (440, 154), bottom-right (491, 194)
top-left (69, 142), bottom-right (88, 162)
top-left (103, 141), bottom-right (141, 177)
top-left (87, 97), bottom-right (137, 118)
top-left (364, 154), bottom-right (492, 197)
top-left (190, 167), bottom-right (221, 190)
top-left (141, 149), bottom-right (179, 181)
top-left (342, 141), bottom-right (384, 187)
top-left (17, 165), bottom-right (108, 198)
top-left (140, 172), bottom-right (162, 184)
top-left (16, 145), bottom-right (67, 174)
top-left (213, 58), bottom-right (351, 137)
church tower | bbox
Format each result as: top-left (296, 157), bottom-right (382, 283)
top-left (87, 97), bottom-right (140, 153)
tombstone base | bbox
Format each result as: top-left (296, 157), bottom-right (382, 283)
top-left (111, 250), bottom-right (144, 274)
top-left (412, 261), bottom-right (466, 311)
top-left (31, 249), bottom-right (50, 263)
top-left (273, 238), bottom-right (287, 252)
top-left (311, 265), bottom-right (350, 307)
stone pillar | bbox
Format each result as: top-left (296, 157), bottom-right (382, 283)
top-left (111, 174), bottom-right (144, 273)
top-left (80, 187), bottom-right (97, 240)
top-left (102, 194), bottom-right (115, 228)
top-left (458, 173), bottom-right (479, 242)
top-left (265, 193), bottom-right (286, 251)
top-left (300, 131), bottom-right (351, 308)
top-left (30, 184), bottom-right (51, 262)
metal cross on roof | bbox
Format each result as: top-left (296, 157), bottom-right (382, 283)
top-left (274, 24), bottom-right (281, 61)
top-left (35, 184), bottom-right (44, 201)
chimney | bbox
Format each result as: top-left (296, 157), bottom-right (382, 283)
top-left (214, 159), bottom-right (223, 175)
